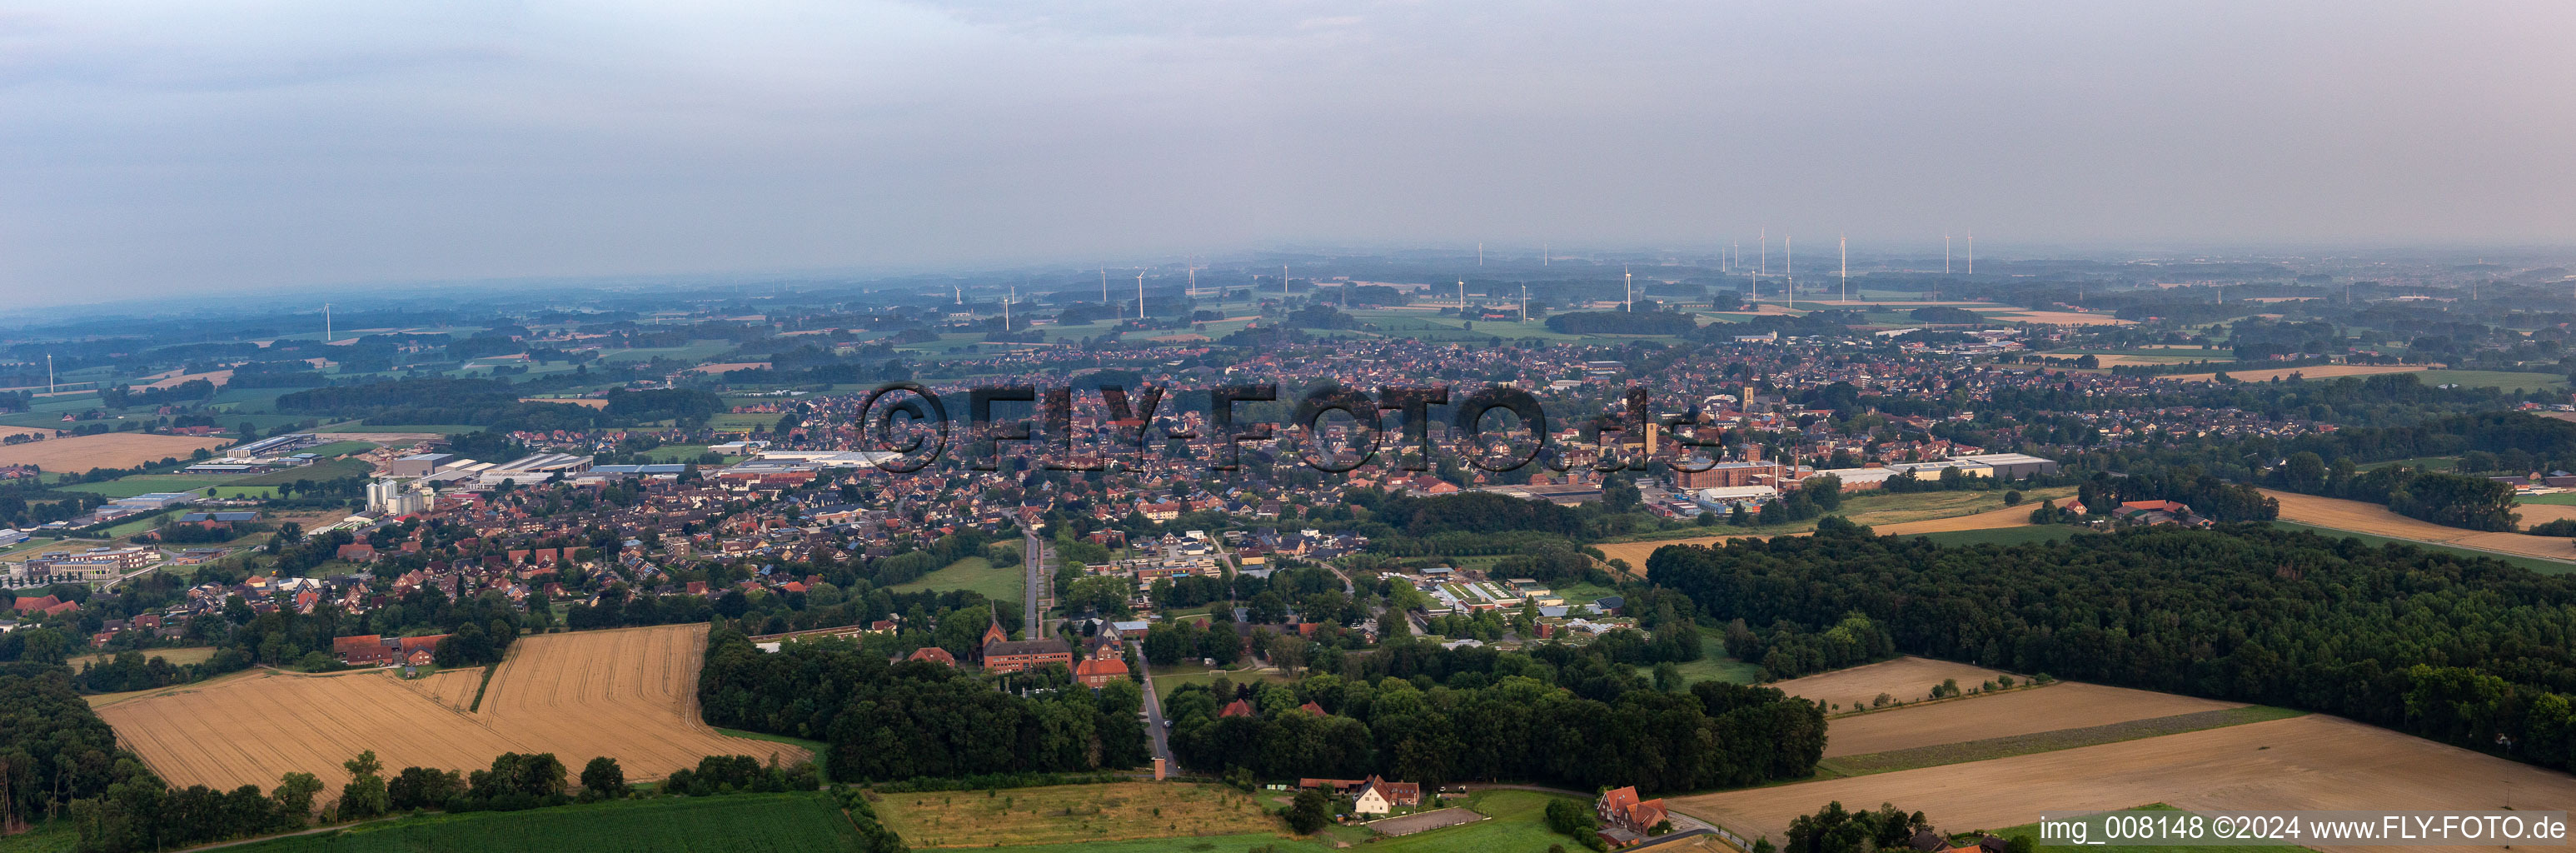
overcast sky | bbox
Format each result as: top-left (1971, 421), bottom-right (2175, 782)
top-left (2, 1), bottom-right (2571, 305)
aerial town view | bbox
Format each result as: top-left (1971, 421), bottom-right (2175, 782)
top-left (2, 3), bottom-right (2573, 853)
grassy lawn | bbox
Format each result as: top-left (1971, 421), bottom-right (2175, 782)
top-left (222, 792), bottom-right (859, 853)
top-left (875, 782), bottom-right (1295, 849)
top-left (305, 440), bottom-right (381, 457)
top-left (58, 474), bottom-right (248, 498)
top-left (984, 835), bottom-right (1335, 853)
top-left (1365, 790), bottom-right (1591, 853)
top-left (1816, 706), bottom-right (2304, 778)
top-left (2268, 521), bottom-right (2576, 575)
top-left (2417, 369), bottom-right (2569, 392)
top-left (1903, 526), bottom-right (2080, 547)
top-left (232, 457), bottom-right (374, 485)
top-left (1151, 663), bottom-right (1294, 691)
top-left (66, 646), bottom-right (217, 671)
top-left (2518, 491), bottom-right (2576, 506)
top-left (884, 556), bottom-right (1025, 602)
top-left (331, 424), bottom-right (484, 434)
top-left (2359, 456), bottom-right (2455, 471)
top-left (1648, 636), bottom-right (1761, 685)
top-left (0, 819), bottom-right (73, 853)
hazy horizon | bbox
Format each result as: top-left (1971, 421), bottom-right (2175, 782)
top-left (5, 1), bottom-right (2572, 307)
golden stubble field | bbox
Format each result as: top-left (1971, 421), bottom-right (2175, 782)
top-left (1593, 501), bottom-right (2052, 569)
top-left (1671, 714), bottom-right (2576, 853)
top-left (1821, 682), bottom-right (2242, 758)
top-left (98, 624), bottom-right (799, 791)
top-left (2266, 489), bottom-right (2576, 562)
top-left (0, 432), bottom-right (231, 471)
top-left (1765, 656), bottom-right (2005, 709)
top-left (2163, 364), bottom-right (2428, 383)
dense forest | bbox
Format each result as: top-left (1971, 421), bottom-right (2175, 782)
top-left (1647, 521), bottom-right (2576, 771)
top-left (1161, 641), bottom-right (1824, 794)
top-left (696, 629), bottom-right (1151, 782)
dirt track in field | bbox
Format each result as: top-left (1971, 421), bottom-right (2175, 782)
top-left (1672, 714), bottom-right (2576, 853)
top-left (2266, 490), bottom-right (2576, 563)
top-left (0, 432), bottom-right (232, 471)
top-left (1821, 682), bottom-right (2243, 757)
top-left (1765, 656), bottom-right (2006, 708)
top-left (99, 624), bottom-right (800, 791)
top-left (2163, 364), bottom-right (2427, 383)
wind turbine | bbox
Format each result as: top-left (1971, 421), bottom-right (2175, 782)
top-left (1839, 235), bottom-right (1848, 303)
top-left (1100, 267), bottom-right (1109, 302)
top-left (1944, 232), bottom-right (1952, 274)
top-left (1625, 266), bottom-right (1633, 312)
top-left (1966, 227), bottom-right (1974, 275)
top-left (1785, 236), bottom-right (1793, 311)
top-left (1521, 283), bottom-right (1529, 323)
top-left (1136, 271), bottom-right (1146, 318)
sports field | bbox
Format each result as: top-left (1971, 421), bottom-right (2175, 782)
top-left (97, 624), bottom-right (796, 791)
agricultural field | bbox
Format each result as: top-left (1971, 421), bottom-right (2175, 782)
top-left (874, 782), bottom-right (1293, 849)
top-left (2415, 369), bottom-right (2569, 392)
top-left (1821, 683), bottom-right (2245, 758)
top-left (2160, 364), bottom-right (2427, 383)
top-left (64, 646), bottom-right (218, 671)
top-left (1765, 656), bottom-right (2005, 707)
top-left (0, 424), bottom-right (58, 441)
top-left (1593, 491), bottom-right (2068, 569)
top-left (2263, 490), bottom-right (2576, 569)
top-left (1669, 714), bottom-right (2576, 853)
top-left (1822, 706), bottom-right (2303, 776)
top-left (97, 624), bottom-right (795, 791)
top-left (386, 666), bottom-right (486, 711)
top-left (2266, 522), bottom-right (2576, 576)
top-left (0, 432), bottom-right (232, 472)
top-left (223, 792), bottom-right (861, 853)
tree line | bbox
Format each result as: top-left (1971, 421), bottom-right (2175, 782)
top-left (1647, 521), bottom-right (2576, 772)
top-left (1160, 640), bottom-right (1823, 794)
top-left (695, 628), bottom-right (1151, 783)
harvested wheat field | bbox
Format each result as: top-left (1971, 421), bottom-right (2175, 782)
top-left (1672, 714), bottom-right (2576, 853)
top-left (2268, 489), bottom-right (2576, 562)
top-left (683, 362), bottom-right (770, 374)
top-left (2164, 364), bottom-right (2426, 383)
top-left (99, 624), bottom-right (796, 791)
top-left (0, 432), bottom-right (232, 472)
top-left (1766, 657), bottom-right (2005, 708)
top-left (387, 666), bottom-right (486, 711)
top-left (518, 397), bottom-right (610, 408)
top-left (1986, 310), bottom-right (2132, 326)
top-left (1594, 503), bottom-right (2048, 569)
top-left (138, 369), bottom-right (233, 389)
top-left (1822, 682), bottom-right (2242, 757)
top-left (0, 425), bottom-right (58, 441)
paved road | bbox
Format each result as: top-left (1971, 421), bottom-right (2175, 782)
top-left (1024, 527), bottom-right (1049, 638)
top-left (1133, 638), bottom-right (1176, 769)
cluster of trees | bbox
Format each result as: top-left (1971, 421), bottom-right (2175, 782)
top-left (1721, 610), bottom-right (1896, 681)
top-left (1647, 521), bottom-right (2576, 772)
top-left (696, 629), bottom-right (1151, 782)
top-left (1778, 802), bottom-right (1939, 853)
top-left (1162, 642), bottom-right (1823, 793)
